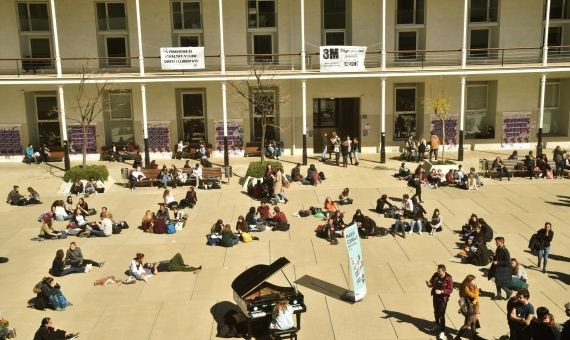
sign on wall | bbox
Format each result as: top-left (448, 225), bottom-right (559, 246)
top-left (147, 121), bottom-right (170, 152)
top-left (214, 119), bottom-right (244, 157)
top-left (160, 47), bottom-right (205, 70)
top-left (430, 115), bottom-right (459, 151)
top-left (343, 224), bottom-right (367, 302)
top-left (320, 46), bottom-right (367, 72)
top-left (501, 112), bottom-right (531, 149)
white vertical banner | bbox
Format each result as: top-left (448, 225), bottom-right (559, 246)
top-left (320, 46), bottom-right (367, 72)
top-left (343, 224), bottom-right (367, 302)
top-left (160, 47), bottom-right (205, 70)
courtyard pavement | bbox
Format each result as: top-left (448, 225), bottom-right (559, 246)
top-left (0, 149), bottom-right (568, 339)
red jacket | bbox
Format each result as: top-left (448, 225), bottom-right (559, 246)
top-left (429, 272), bottom-right (453, 300)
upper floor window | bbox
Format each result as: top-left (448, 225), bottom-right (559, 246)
top-left (396, 0), bottom-right (424, 25)
top-left (18, 3), bottom-right (50, 32)
top-left (548, 0), bottom-right (570, 20)
top-left (469, 0), bottom-right (498, 23)
top-left (172, 0), bottom-right (202, 30)
top-left (248, 0), bottom-right (276, 28)
top-left (323, 0), bottom-right (348, 45)
top-left (96, 2), bottom-right (127, 31)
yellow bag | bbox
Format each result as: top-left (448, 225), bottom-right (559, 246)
top-left (241, 232), bottom-right (253, 243)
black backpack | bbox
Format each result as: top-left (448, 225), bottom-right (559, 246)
top-left (299, 210), bottom-right (310, 217)
top-left (482, 223), bottom-right (494, 243)
top-left (319, 171), bottom-right (326, 180)
top-left (528, 233), bottom-right (539, 251)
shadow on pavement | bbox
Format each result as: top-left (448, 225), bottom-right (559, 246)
top-left (210, 300), bottom-right (270, 340)
top-left (381, 309), bottom-right (438, 336)
top-left (548, 271), bottom-right (570, 285)
top-left (295, 274), bottom-right (349, 302)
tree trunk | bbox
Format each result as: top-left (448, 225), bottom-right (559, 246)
top-left (82, 125), bottom-right (87, 167)
top-left (260, 111), bottom-right (266, 163)
top-left (441, 118), bottom-right (446, 164)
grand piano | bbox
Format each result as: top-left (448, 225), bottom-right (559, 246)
top-left (232, 257), bottom-right (307, 338)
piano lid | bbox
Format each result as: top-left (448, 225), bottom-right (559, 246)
top-left (231, 257), bottom-right (291, 299)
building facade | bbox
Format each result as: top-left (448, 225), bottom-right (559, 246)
top-left (0, 0), bottom-right (569, 159)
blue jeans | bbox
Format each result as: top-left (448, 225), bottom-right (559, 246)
top-left (161, 175), bottom-right (169, 188)
top-left (59, 266), bottom-right (85, 276)
top-left (393, 221), bottom-right (408, 233)
top-left (90, 229), bottom-right (109, 237)
top-left (410, 220), bottom-right (422, 233)
top-left (49, 290), bottom-right (69, 309)
top-left (538, 246), bottom-right (550, 270)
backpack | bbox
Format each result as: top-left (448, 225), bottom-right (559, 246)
top-left (319, 171), bottom-right (326, 180)
top-left (482, 224), bottom-right (494, 242)
top-left (299, 210), bottom-right (310, 217)
top-left (374, 227), bottom-right (389, 236)
top-left (528, 233), bottom-right (539, 251)
top-left (166, 223), bottom-right (176, 234)
top-left (112, 223), bottom-right (123, 234)
top-left (241, 232), bottom-right (253, 243)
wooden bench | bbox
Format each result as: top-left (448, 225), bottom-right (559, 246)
top-left (480, 158), bottom-right (566, 179)
top-left (173, 143), bottom-right (213, 160)
top-left (244, 142), bottom-right (261, 157)
top-left (47, 149), bottom-right (64, 162)
top-left (126, 168), bottom-right (161, 187)
top-left (126, 166), bottom-right (223, 188)
top-left (101, 145), bottom-right (140, 161)
top-left (203, 167), bottom-right (223, 183)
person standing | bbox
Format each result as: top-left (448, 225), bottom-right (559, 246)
top-left (430, 131), bottom-right (440, 161)
top-left (340, 137), bottom-right (349, 167)
top-left (560, 302), bottom-right (570, 340)
top-left (352, 137), bottom-right (360, 166)
top-left (455, 275), bottom-right (481, 340)
top-left (330, 132), bottom-right (341, 166)
top-left (491, 237), bottom-right (513, 300)
top-left (536, 222), bottom-right (554, 273)
top-left (321, 133), bottom-right (328, 162)
top-left (507, 289), bottom-right (535, 340)
top-left (426, 264), bottom-right (453, 340)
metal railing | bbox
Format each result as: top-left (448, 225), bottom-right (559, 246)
top-left (1, 46), bottom-right (569, 77)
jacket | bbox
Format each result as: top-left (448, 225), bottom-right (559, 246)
top-left (273, 171), bottom-right (283, 194)
top-left (536, 228), bottom-right (554, 248)
top-left (429, 272), bottom-right (453, 301)
top-left (491, 246), bottom-right (512, 287)
top-left (33, 326), bottom-right (67, 340)
top-left (50, 258), bottom-right (65, 276)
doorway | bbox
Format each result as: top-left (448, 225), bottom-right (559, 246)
top-left (313, 97), bottom-right (360, 153)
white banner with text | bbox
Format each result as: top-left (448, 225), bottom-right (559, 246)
top-left (320, 46), bottom-right (367, 72)
top-left (160, 47), bottom-right (205, 70)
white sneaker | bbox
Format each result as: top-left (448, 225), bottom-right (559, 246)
top-left (84, 264), bottom-right (93, 273)
top-left (418, 231), bottom-right (423, 235)
top-left (438, 331), bottom-right (446, 339)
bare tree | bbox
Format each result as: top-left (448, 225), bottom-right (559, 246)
top-left (64, 66), bottom-right (114, 167)
top-left (227, 62), bottom-right (288, 163)
top-left (429, 89), bottom-right (452, 163)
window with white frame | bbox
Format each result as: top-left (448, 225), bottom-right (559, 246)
top-left (465, 84), bottom-right (494, 139)
top-left (469, 28), bottom-right (490, 57)
top-left (394, 87), bottom-right (416, 139)
top-left (181, 91), bottom-right (207, 143)
top-left (323, 0), bottom-right (348, 45)
top-left (469, 0), bottom-right (498, 23)
top-left (396, 0), bottom-right (424, 25)
top-left (543, 82), bottom-right (560, 135)
top-left (108, 91), bottom-right (134, 144)
top-left (35, 95), bottom-right (61, 147)
top-left (397, 31), bottom-right (418, 60)
top-left (547, 0), bottom-right (570, 20)
top-left (247, 0), bottom-right (277, 63)
top-left (96, 2), bottom-right (129, 67)
top-left (172, 1), bottom-right (203, 47)
top-left (251, 89), bottom-right (279, 142)
top-left (17, 2), bottom-right (53, 69)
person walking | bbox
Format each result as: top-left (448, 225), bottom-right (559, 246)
top-left (352, 137), bottom-right (360, 166)
top-left (490, 237), bottom-right (513, 300)
top-left (321, 133), bottom-right (328, 162)
top-left (430, 131), bottom-right (440, 161)
top-left (536, 222), bottom-right (554, 273)
top-left (455, 275), bottom-right (482, 340)
top-left (426, 264), bottom-right (453, 340)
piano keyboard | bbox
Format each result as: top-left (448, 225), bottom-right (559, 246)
top-left (250, 305), bottom-right (305, 319)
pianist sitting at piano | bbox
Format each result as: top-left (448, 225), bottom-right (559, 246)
top-left (269, 293), bottom-right (295, 331)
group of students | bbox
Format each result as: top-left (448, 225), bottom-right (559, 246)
top-left (246, 164), bottom-right (289, 203)
top-left (49, 242), bottom-right (104, 277)
top-left (6, 185), bottom-right (41, 206)
top-left (404, 131), bottom-right (441, 162)
top-left (321, 132), bottom-right (360, 167)
top-left (129, 162), bottom-right (206, 191)
top-left (68, 178), bottom-right (104, 197)
top-left (23, 143), bottom-right (51, 165)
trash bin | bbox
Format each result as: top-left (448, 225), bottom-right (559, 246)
top-left (224, 166), bottom-right (232, 179)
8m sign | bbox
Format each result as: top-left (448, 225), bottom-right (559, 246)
top-left (319, 46), bottom-right (367, 72)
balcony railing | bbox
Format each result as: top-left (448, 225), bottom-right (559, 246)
top-left (1, 46), bottom-right (569, 77)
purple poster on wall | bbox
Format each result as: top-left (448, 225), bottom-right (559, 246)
top-left (214, 119), bottom-right (244, 157)
top-left (430, 115), bottom-right (458, 151)
top-left (501, 112), bottom-right (531, 149)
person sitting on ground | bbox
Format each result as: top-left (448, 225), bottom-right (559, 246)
top-left (257, 201), bottom-right (271, 220)
top-left (90, 212), bottom-right (113, 237)
top-left (38, 277), bottom-right (71, 311)
top-left (0, 312), bottom-right (16, 339)
top-left (470, 167), bottom-right (483, 187)
top-left (409, 210), bottom-right (425, 235)
top-left (51, 249), bottom-right (85, 277)
top-left (129, 253), bottom-right (158, 282)
top-left (159, 165), bottom-right (170, 189)
top-left (396, 162), bottom-right (411, 179)
top-left (436, 169), bottom-right (447, 186)
top-left (221, 224), bottom-right (239, 247)
top-left (129, 167), bottom-right (146, 191)
top-left (461, 213), bottom-right (479, 239)
top-left (358, 216), bottom-right (377, 239)
top-left (269, 293), bottom-right (295, 331)
top-left (427, 169), bottom-right (442, 189)
top-left (25, 144), bottom-right (37, 164)
top-left (252, 179), bottom-right (266, 199)
top-left (392, 214), bottom-right (409, 238)
top-left (301, 164), bottom-right (320, 186)
top-left (26, 187), bottom-right (42, 204)
top-left (69, 179), bottom-right (83, 196)
top-left (51, 200), bottom-right (71, 221)
top-left (400, 194), bottom-right (414, 218)
top-left (331, 210), bottom-right (346, 237)
top-left (63, 196), bottom-right (74, 215)
top-left (492, 157), bottom-right (511, 181)
top-left (510, 258), bottom-right (529, 290)
top-left (507, 150), bottom-right (518, 160)
top-left (316, 218), bottom-right (337, 244)
top-left (141, 210), bottom-right (155, 233)
top-left (179, 186), bottom-right (198, 209)
top-left (99, 206), bottom-right (108, 220)
top-left (65, 242), bottom-right (104, 271)
top-left (192, 163), bottom-right (203, 188)
top-left (71, 208), bottom-right (90, 229)
top-left (376, 194), bottom-right (394, 214)
top-left (155, 203), bottom-right (170, 222)
top-left (235, 215), bottom-right (248, 234)
top-left (84, 177), bottom-right (99, 196)
top-left (521, 306), bottom-right (561, 340)
top-left (169, 165), bottom-right (180, 189)
top-left (211, 219), bottom-right (224, 235)
top-left (245, 207), bottom-right (258, 230)
top-left (33, 317), bottom-right (78, 340)
top-left (76, 198), bottom-right (89, 217)
top-left (6, 185), bottom-right (26, 206)
top-left (427, 209), bottom-right (443, 235)
top-left (39, 216), bottom-right (63, 239)
top-left (324, 197), bottom-right (339, 219)
top-left (338, 188), bottom-right (352, 205)
top-left (170, 205), bottom-right (186, 231)
top-left (163, 189), bottom-right (178, 208)
top-left (351, 209), bottom-right (365, 226)
top-left (268, 206), bottom-right (288, 229)
top-left (153, 204), bottom-right (169, 234)
top-left (445, 169), bottom-right (456, 185)
top-left (291, 163), bottom-right (303, 182)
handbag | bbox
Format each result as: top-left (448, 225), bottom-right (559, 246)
top-left (458, 296), bottom-right (474, 315)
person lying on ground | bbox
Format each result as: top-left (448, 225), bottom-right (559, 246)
top-left (156, 253), bottom-right (202, 272)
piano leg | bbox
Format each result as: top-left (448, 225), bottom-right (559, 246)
top-left (246, 319), bottom-right (252, 340)
top-left (296, 312), bottom-right (302, 331)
